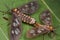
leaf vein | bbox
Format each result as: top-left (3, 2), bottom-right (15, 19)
top-left (0, 27), bottom-right (9, 40)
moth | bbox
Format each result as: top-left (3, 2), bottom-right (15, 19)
top-left (0, 4), bottom-right (22, 40)
top-left (11, 8), bottom-right (36, 24)
top-left (1, 1), bottom-right (39, 24)
top-left (26, 10), bottom-right (55, 38)
top-left (0, 1), bottom-right (39, 40)
top-left (11, 0), bottom-right (39, 24)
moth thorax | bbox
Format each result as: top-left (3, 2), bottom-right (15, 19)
top-left (12, 8), bottom-right (21, 16)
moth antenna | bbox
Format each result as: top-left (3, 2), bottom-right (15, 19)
top-left (0, 2), bottom-right (11, 14)
top-left (48, 31), bottom-right (57, 38)
top-left (2, 1), bottom-right (11, 13)
top-left (3, 2), bottom-right (11, 11)
top-left (0, 10), bottom-right (7, 14)
top-left (52, 31), bottom-right (58, 36)
top-left (0, 10), bottom-right (6, 13)
top-left (11, 0), bottom-right (15, 8)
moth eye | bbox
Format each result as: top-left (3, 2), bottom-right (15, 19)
top-left (12, 8), bottom-right (17, 12)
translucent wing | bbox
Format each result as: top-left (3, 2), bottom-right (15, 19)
top-left (10, 14), bottom-right (22, 40)
top-left (40, 10), bottom-right (52, 25)
top-left (18, 1), bottom-right (39, 15)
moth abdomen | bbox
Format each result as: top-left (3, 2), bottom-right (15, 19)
top-left (19, 13), bottom-right (36, 24)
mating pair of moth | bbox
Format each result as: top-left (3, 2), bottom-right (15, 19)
top-left (0, 1), bottom-right (55, 40)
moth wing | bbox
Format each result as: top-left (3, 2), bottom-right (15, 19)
top-left (26, 27), bottom-right (38, 38)
top-left (40, 10), bottom-right (52, 25)
top-left (18, 1), bottom-right (39, 15)
top-left (26, 27), bottom-right (43, 38)
top-left (10, 14), bottom-right (22, 40)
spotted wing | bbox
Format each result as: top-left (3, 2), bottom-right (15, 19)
top-left (18, 1), bottom-right (39, 15)
top-left (40, 10), bottom-right (52, 25)
top-left (26, 25), bottom-right (49, 38)
top-left (26, 27), bottom-right (39, 38)
top-left (10, 14), bottom-right (22, 40)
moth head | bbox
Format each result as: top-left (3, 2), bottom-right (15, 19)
top-left (47, 26), bottom-right (56, 38)
top-left (46, 26), bottom-right (55, 32)
top-left (11, 8), bottom-right (22, 16)
top-left (11, 8), bottom-right (18, 12)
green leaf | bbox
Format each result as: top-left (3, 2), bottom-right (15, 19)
top-left (0, 0), bottom-right (60, 40)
